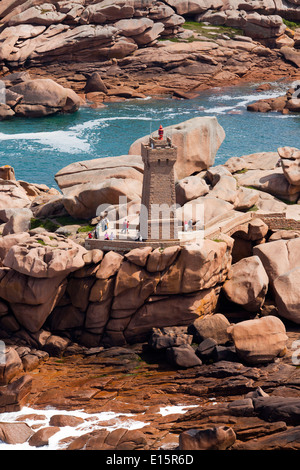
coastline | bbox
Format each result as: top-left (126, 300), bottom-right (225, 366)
top-left (1, 2), bottom-right (300, 452)
top-left (6, 38), bottom-right (299, 107)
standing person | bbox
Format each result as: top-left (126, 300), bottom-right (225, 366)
top-left (121, 219), bottom-right (127, 234)
top-left (184, 220), bottom-right (188, 232)
top-left (95, 222), bottom-right (101, 239)
top-left (104, 231), bottom-right (109, 240)
top-left (126, 219), bottom-right (129, 234)
top-left (188, 219), bottom-right (193, 231)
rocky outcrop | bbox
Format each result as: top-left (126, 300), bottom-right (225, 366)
top-left (129, 117), bottom-right (226, 181)
top-left (55, 154), bottom-right (143, 220)
top-left (247, 85), bottom-right (300, 114)
top-left (0, 232), bottom-right (233, 346)
top-left (227, 316), bottom-right (288, 364)
top-left (188, 313), bottom-right (231, 344)
top-left (254, 237), bottom-right (300, 323)
top-left (59, 175), bottom-right (141, 220)
top-left (0, 72), bottom-right (81, 119)
top-left (2, 233), bottom-right (86, 278)
top-left (0, 1), bottom-right (184, 68)
top-left (273, 268), bottom-right (300, 324)
top-left (278, 146), bottom-right (300, 186)
top-left (0, 179), bottom-right (63, 224)
top-left (1, 329), bottom-right (300, 450)
top-left (179, 426), bottom-right (236, 450)
top-left (0, 421), bottom-right (33, 444)
top-left (6, 27), bottom-right (294, 108)
top-left (197, 9), bottom-right (286, 40)
top-left (176, 174), bottom-right (209, 206)
top-left (0, 0), bottom-right (298, 74)
top-left (223, 255), bottom-right (269, 312)
top-left (0, 0), bottom-right (297, 109)
top-left (235, 167), bottom-right (300, 203)
top-left (0, 151), bottom-right (299, 453)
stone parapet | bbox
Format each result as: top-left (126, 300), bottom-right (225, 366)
top-left (85, 238), bottom-right (181, 254)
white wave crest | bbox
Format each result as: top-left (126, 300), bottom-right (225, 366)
top-left (0, 130), bottom-right (90, 153)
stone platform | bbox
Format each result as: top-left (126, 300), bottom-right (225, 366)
top-left (85, 238), bottom-right (182, 254)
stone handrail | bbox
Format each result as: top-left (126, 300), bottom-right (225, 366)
top-left (204, 211), bottom-right (300, 240)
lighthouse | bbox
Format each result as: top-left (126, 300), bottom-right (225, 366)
top-left (139, 126), bottom-right (179, 241)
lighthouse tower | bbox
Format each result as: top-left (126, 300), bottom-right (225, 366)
top-left (139, 127), bottom-right (179, 241)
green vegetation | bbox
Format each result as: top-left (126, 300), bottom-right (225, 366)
top-left (247, 204), bottom-right (259, 212)
top-left (182, 21), bottom-right (243, 39)
top-left (30, 218), bottom-right (59, 232)
top-left (283, 19), bottom-right (300, 30)
top-left (277, 197), bottom-right (297, 205)
top-left (158, 21), bottom-right (243, 43)
top-left (235, 168), bottom-right (248, 174)
top-left (54, 215), bottom-right (88, 226)
top-left (77, 225), bottom-right (94, 233)
top-left (40, 7), bottom-right (52, 14)
top-left (36, 238), bottom-right (47, 246)
top-left (212, 238), bottom-right (225, 243)
top-left (36, 238), bottom-right (57, 248)
top-left (158, 37), bottom-right (181, 42)
top-left (30, 215), bottom-right (93, 236)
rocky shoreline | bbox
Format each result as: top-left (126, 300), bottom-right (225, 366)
top-left (0, 1), bottom-right (300, 111)
top-left (11, 32), bottom-right (300, 109)
top-left (0, 113), bottom-right (300, 449)
top-left (1, 0), bottom-right (300, 453)
top-left (1, 323), bottom-right (300, 450)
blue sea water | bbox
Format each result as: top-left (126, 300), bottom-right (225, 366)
top-left (0, 80), bottom-right (299, 189)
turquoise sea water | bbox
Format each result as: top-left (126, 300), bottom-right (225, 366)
top-left (0, 80), bottom-right (299, 189)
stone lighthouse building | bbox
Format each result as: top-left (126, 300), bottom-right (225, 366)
top-left (139, 133), bottom-right (179, 241)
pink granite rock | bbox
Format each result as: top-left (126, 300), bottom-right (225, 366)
top-left (227, 316), bottom-right (288, 364)
top-left (223, 255), bottom-right (269, 311)
top-left (3, 234), bottom-right (87, 278)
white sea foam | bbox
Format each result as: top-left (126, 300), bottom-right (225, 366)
top-left (0, 406), bottom-right (148, 450)
top-left (0, 130), bottom-right (90, 153)
top-left (0, 402), bottom-right (200, 450)
top-left (159, 405), bottom-right (198, 416)
top-left (261, 113), bottom-right (300, 119)
top-left (205, 90), bottom-right (285, 114)
top-left (204, 105), bottom-right (237, 114)
top-left (209, 91), bottom-right (282, 102)
top-left (0, 115), bottom-right (157, 154)
top-left (69, 115), bottom-right (155, 133)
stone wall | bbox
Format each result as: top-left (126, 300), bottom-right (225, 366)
top-left (259, 213), bottom-right (300, 231)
